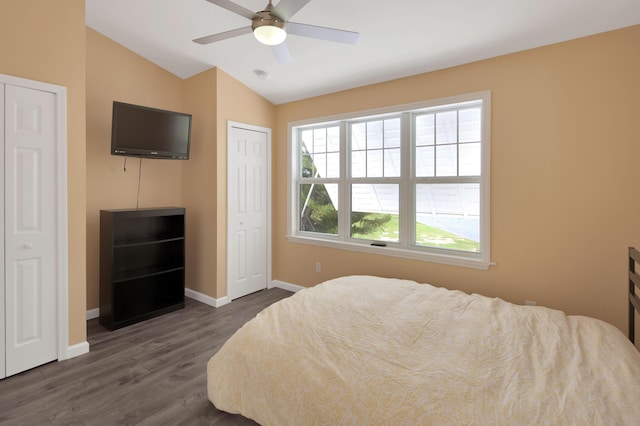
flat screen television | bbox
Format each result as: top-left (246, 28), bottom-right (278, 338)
top-left (111, 101), bottom-right (192, 160)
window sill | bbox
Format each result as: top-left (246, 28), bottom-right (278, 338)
top-left (286, 235), bottom-right (494, 270)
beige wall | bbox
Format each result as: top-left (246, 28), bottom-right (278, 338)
top-left (0, 0), bottom-right (87, 345)
top-left (183, 69), bottom-right (218, 297)
top-left (274, 25), bottom-right (640, 333)
top-left (86, 28), bottom-right (185, 310)
top-left (182, 68), bottom-right (275, 299)
top-left (6, 0), bottom-right (634, 342)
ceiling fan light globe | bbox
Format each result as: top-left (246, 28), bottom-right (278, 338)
top-left (253, 25), bottom-right (287, 45)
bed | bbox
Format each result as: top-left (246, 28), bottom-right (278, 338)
top-left (208, 258), bottom-right (640, 425)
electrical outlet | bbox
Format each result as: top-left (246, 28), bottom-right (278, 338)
top-left (525, 300), bottom-right (537, 306)
top-left (315, 262), bottom-right (321, 273)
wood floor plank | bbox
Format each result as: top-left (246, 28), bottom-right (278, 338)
top-left (0, 288), bottom-right (292, 425)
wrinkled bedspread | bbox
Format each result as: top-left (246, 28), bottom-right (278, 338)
top-left (207, 275), bottom-right (640, 425)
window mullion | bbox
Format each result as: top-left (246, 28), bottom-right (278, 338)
top-left (414, 176), bottom-right (480, 184)
top-left (456, 110), bottom-right (460, 177)
top-left (339, 122), bottom-right (349, 241)
top-left (299, 178), bottom-right (341, 184)
top-left (400, 112), bottom-right (411, 250)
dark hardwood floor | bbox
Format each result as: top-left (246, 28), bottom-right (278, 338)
top-left (0, 287), bottom-right (293, 426)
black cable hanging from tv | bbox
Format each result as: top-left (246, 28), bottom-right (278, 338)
top-left (122, 157), bottom-right (143, 209)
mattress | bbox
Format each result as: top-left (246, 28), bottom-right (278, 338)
top-left (207, 275), bottom-right (640, 425)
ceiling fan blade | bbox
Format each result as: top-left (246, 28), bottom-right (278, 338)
top-left (193, 26), bottom-right (252, 44)
top-left (205, 0), bottom-right (255, 20)
top-left (271, 0), bottom-right (312, 20)
top-left (287, 22), bottom-right (359, 44)
top-left (271, 42), bottom-right (293, 64)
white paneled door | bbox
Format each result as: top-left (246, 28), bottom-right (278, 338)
top-left (227, 123), bottom-right (271, 300)
top-left (3, 84), bottom-right (58, 377)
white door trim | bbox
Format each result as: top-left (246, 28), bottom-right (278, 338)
top-left (0, 73), bottom-right (72, 361)
top-left (0, 84), bottom-right (4, 378)
top-left (226, 120), bottom-right (272, 300)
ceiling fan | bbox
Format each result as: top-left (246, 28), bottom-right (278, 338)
top-left (193, 0), bottom-right (360, 63)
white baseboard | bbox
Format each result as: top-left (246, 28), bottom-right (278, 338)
top-left (86, 283), bottom-right (300, 321)
top-left (74, 282), bottom-right (300, 361)
top-left (85, 288), bottom-right (231, 321)
top-left (270, 280), bottom-right (305, 293)
top-left (184, 282), bottom-right (303, 307)
top-left (86, 308), bottom-right (99, 321)
top-left (63, 341), bottom-right (90, 360)
top-left (185, 287), bottom-right (229, 308)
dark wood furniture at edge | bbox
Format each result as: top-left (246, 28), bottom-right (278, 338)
top-left (100, 207), bottom-right (185, 330)
top-left (628, 247), bottom-right (640, 344)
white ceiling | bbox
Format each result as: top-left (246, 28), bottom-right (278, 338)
top-left (85, 0), bottom-right (640, 105)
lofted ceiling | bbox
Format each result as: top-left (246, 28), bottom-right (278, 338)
top-left (86, 0), bottom-right (640, 105)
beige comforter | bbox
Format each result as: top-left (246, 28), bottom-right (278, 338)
top-left (207, 276), bottom-right (640, 425)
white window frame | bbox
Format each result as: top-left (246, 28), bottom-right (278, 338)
top-left (287, 91), bottom-right (493, 270)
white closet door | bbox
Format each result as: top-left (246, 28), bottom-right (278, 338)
top-left (0, 84), bottom-right (5, 379)
top-left (4, 84), bottom-right (57, 376)
top-left (228, 125), bottom-right (270, 300)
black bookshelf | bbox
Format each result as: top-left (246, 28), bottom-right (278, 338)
top-left (99, 207), bottom-right (185, 330)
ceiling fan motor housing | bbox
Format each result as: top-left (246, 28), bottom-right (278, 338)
top-left (252, 11), bottom-right (285, 32)
top-left (252, 10), bottom-right (286, 45)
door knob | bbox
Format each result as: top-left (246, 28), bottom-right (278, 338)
top-left (22, 242), bottom-right (34, 249)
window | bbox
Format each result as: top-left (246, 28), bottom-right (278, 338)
top-left (289, 92), bottom-right (491, 269)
